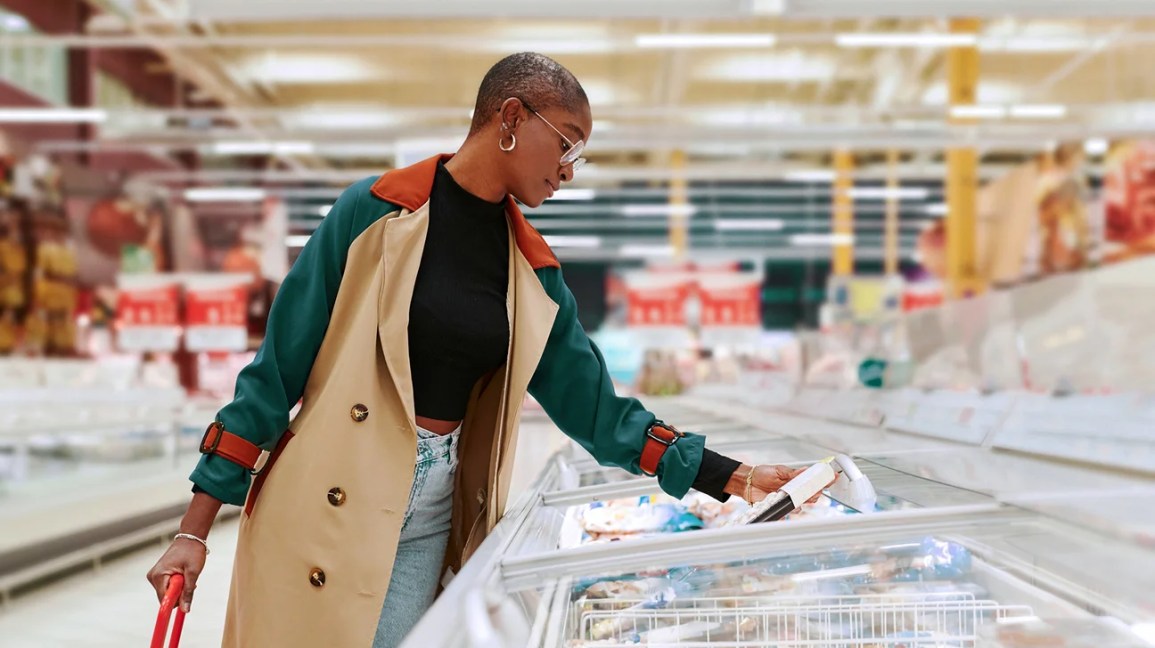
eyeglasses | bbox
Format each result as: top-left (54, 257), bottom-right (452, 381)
top-left (517, 99), bottom-right (586, 173)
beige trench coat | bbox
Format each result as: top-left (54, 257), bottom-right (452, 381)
top-left (219, 167), bottom-right (560, 647)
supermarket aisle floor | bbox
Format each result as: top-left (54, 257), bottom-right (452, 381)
top-left (0, 516), bottom-right (239, 647)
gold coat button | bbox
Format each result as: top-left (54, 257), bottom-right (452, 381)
top-left (309, 568), bottom-right (326, 588)
top-left (350, 404), bottom-right (369, 422)
top-left (327, 487), bottom-right (347, 507)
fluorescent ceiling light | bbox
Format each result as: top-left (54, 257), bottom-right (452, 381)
top-left (784, 170), bottom-right (836, 183)
top-left (749, 0), bottom-right (785, 14)
top-left (835, 33), bottom-right (977, 48)
top-left (950, 104), bottom-right (1007, 119)
top-left (1084, 138), bottom-right (1109, 156)
top-left (1009, 104), bottom-right (1067, 119)
top-left (211, 141), bottom-right (316, 156)
top-left (543, 235), bottom-right (602, 248)
top-left (621, 204), bottom-right (698, 218)
top-left (714, 219), bottom-right (785, 231)
top-left (2, 14), bottom-right (30, 31)
top-left (285, 235), bottom-right (312, 248)
top-left (240, 54), bottom-right (383, 84)
top-left (924, 203), bottom-right (949, 216)
top-left (185, 187), bottom-right (267, 202)
top-left (636, 33), bottom-right (776, 49)
top-left (317, 204), bottom-right (332, 217)
top-left (549, 188), bottom-right (596, 201)
top-left (848, 187), bottom-right (930, 200)
top-left (0, 108), bottom-right (108, 123)
top-left (979, 36), bottom-right (1107, 52)
top-left (790, 233), bottom-right (854, 247)
top-left (619, 244), bottom-right (676, 258)
top-left (696, 52), bottom-right (836, 82)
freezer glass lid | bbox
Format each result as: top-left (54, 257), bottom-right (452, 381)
top-left (546, 459), bottom-right (992, 551)
top-left (511, 514), bottom-right (1155, 647)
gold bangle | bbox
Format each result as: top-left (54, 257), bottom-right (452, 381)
top-left (744, 465), bottom-right (759, 504)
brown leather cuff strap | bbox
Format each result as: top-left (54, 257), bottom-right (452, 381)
top-left (200, 421), bottom-right (267, 474)
top-left (639, 421), bottom-right (684, 477)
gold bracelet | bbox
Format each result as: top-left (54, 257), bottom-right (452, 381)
top-left (744, 465), bottom-right (759, 504)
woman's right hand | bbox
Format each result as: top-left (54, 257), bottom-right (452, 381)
top-left (146, 537), bottom-right (207, 613)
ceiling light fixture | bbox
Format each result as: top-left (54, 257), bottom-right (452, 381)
top-left (950, 104), bottom-right (1007, 119)
top-left (184, 187), bottom-right (267, 202)
top-left (1009, 104), bottom-right (1068, 119)
top-left (0, 108), bottom-right (108, 123)
top-left (1084, 138), bottom-right (1109, 156)
top-left (543, 235), bottom-right (602, 248)
top-left (783, 170), bottom-right (837, 183)
top-left (835, 33), bottom-right (977, 48)
top-left (211, 141), bottom-right (316, 156)
top-left (791, 233), bottom-right (854, 247)
top-left (636, 33), bottom-right (776, 49)
top-left (549, 188), bottom-right (597, 201)
top-left (714, 219), bottom-right (786, 231)
top-left (619, 244), bottom-right (677, 258)
top-left (848, 187), bottom-right (931, 200)
top-left (621, 204), bottom-right (698, 218)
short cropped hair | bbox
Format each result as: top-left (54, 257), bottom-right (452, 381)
top-left (469, 52), bottom-right (588, 135)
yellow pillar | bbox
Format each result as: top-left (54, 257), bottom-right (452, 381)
top-left (946, 17), bottom-right (984, 298)
top-left (885, 149), bottom-right (900, 277)
top-left (832, 149), bottom-right (854, 276)
top-left (669, 149), bottom-right (688, 261)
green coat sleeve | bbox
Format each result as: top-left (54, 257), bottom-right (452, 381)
top-left (189, 176), bottom-right (387, 506)
top-left (528, 267), bottom-right (704, 499)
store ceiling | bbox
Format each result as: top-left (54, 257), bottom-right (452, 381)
top-left (16, 2), bottom-right (1155, 259)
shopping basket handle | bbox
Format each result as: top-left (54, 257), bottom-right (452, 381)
top-left (151, 573), bottom-right (186, 648)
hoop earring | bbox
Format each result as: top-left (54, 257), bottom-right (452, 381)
top-left (499, 133), bottom-right (517, 152)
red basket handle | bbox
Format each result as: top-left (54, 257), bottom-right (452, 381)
top-left (151, 573), bottom-right (186, 648)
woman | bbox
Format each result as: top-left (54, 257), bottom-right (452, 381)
top-left (146, 52), bottom-right (819, 648)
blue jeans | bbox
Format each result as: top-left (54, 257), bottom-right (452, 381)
top-left (372, 424), bottom-right (459, 648)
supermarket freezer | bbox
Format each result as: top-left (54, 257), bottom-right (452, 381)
top-left (406, 486), bottom-right (1155, 647)
top-left (519, 447), bottom-right (993, 555)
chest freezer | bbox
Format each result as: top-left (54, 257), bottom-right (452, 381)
top-left (405, 501), bottom-right (1155, 648)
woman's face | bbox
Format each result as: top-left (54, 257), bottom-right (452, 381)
top-left (502, 100), bottom-right (592, 208)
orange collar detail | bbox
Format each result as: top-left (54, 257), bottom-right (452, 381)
top-left (369, 154), bottom-right (560, 270)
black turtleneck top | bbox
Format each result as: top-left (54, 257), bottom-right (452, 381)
top-left (408, 162), bottom-right (511, 421)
